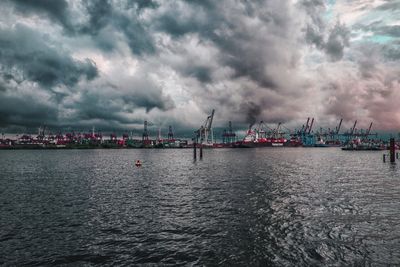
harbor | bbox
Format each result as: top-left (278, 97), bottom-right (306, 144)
top-left (1, 111), bottom-right (398, 151)
top-left (2, 0), bottom-right (400, 265)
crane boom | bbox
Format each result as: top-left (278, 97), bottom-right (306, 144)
top-left (308, 118), bottom-right (314, 134)
top-left (198, 109), bottom-right (216, 144)
top-left (366, 122), bottom-right (373, 136)
top-left (276, 122), bottom-right (282, 136)
top-left (207, 109), bottom-right (215, 130)
top-left (304, 117), bottom-right (310, 133)
top-left (350, 120), bottom-right (357, 135)
top-left (336, 118), bottom-right (343, 134)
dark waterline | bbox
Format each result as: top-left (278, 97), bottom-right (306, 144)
top-left (1, 148), bottom-right (399, 266)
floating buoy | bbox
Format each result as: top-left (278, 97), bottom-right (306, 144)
top-left (135, 160), bottom-right (142, 167)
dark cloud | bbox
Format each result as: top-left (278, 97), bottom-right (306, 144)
top-left (153, 1), bottom-right (287, 88)
top-left (81, 0), bottom-right (156, 55)
top-left (8, 0), bottom-right (74, 32)
top-left (6, 0), bottom-right (157, 56)
top-left (126, 0), bottom-right (159, 11)
top-left (302, 0), bottom-right (326, 48)
top-left (0, 90), bottom-right (58, 128)
top-left (376, 1), bottom-right (400, 11)
top-left (121, 76), bottom-right (175, 112)
top-left (80, 0), bottom-right (113, 36)
top-left (154, 3), bottom-right (212, 37)
top-left (151, 0), bottom-right (316, 125)
top-left (181, 65), bottom-right (212, 83)
top-left (305, 25), bottom-right (325, 49)
top-left (383, 42), bottom-right (400, 60)
top-left (0, 0), bottom-right (399, 132)
top-left (0, 24), bottom-right (98, 89)
top-left (300, 1), bottom-right (351, 61)
top-left (325, 22), bottom-right (350, 61)
top-left (355, 21), bottom-right (400, 38)
top-left (116, 15), bottom-right (156, 55)
top-left (68, 73), bottom-right (175, 126)
top-left (376, 25), bottom-right (400, 37)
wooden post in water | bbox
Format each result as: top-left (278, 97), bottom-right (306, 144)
top-left (193, 138), bottom-right (197, 160)
top-left (390, 138), bottom-right (395, 163)
top-left (383, 154), bottom-right (386, 163)
top-left (200, 143), bottom-right (203, 159)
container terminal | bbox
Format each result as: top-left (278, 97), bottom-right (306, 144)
top-left (0, 110), bottom-right (397, 150)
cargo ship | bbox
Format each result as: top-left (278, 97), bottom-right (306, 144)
top-left (237, 122), bottom-right (287, 148)
top-left (342, 138), bottom-right (385, 151)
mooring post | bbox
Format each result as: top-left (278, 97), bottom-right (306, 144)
top-left (193, 139), bottom-right (197, 160)
top-left (383, 154), bottom-right (386, 163)
top-left (390, 138), bottom-right (395, 163)
top-left (200, 143), bottom-right (203, 159)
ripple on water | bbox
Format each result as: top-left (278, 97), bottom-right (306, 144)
top-left (0, 148), bottom-right (400, 265)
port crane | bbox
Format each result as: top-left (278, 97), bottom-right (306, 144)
top-left (323, 118), bottom-right (343, 145)
top-left (358, 122), bottom-right (377, 140)
top-left (142, 120), bottom-right (151, 145)
top-left (222, 121), bottom-right (236, 143)
top-left (254, 121), bottom-right (286, 140)
top-left (196, 109), bottom-right (215, 145)
top-left (168, 125), bottom-right (174, 142)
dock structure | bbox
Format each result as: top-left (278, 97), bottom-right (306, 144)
top-left (390, 138), bottom-right (396, 163)
top-left (222, 121), bottom-right (236, 145)
top-left (193, 109), bottom-right (215, 159)
top-left (1, 115), bottom-right (393, 150)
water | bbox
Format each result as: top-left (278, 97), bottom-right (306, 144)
top-left (0, 148), bottom-right (399, 266)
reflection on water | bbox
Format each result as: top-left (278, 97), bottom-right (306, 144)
top-left (1, 148), bottom-right (399, 265)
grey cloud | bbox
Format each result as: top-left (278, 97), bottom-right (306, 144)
top-left (6, 0), bottom-right (157, 56)
top-left (302, 0), bottom-right (326, 47)
top-left (82, 0), bottom-right (156, 55)
top-left (320, 42), bottom-right (400, 130)
top-left (383, 42), bottom-right (400, 60)
top-left (152, 0), bottom-right (311, 124)
top-left (305, 25), bottom-right (325, 48)
top-left (154, 3), bottom-right (212, 38)
top-left (323, 82), bottom-right (358, 121)
top-left (0, 91), bottom-right (58, 128)
top-left (2, 0), bottom-right (398, 132)
top-left (355, 21), bottom-right (400, 38)
top-left (80, 0), bottom-right (113, 36)
top-left (376, 1), bottom-right (400, 11)
top-left (126, 0), bottom-right (159, 11)
top-left (116, 15), bottom-right (156, 55)
top-left (181, 65), bottom-right (213, 83)
top-left (8, 0), bottom-right (74, 32)
top-left (325, 22), bottom-right (350, 61)
top-left (376, 25), bottom-right (400, 37)
top-left (71, 74), bottom-right (175, 125)
top-left (0, 24), bottom-right (98, 89)
top-left (300, 1), bottom-right (351, 61)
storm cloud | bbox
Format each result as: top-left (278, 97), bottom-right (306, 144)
top-left (0, 0), bottom-right (399, 133)
top-left (0, 24), bottom-right (98, 88)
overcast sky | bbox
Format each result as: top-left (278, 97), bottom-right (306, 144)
top-left (0, 0), bottom-right (400, 134)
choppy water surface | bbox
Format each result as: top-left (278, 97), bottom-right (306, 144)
top-left (1, 148), bottom-right (400, 266)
